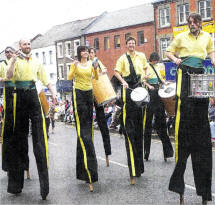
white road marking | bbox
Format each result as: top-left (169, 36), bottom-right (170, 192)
top-left (48, 142), bottom-right (58, 146)
top-left (97, 156), bottom-right (128, 168)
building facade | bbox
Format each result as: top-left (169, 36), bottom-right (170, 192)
top-left (153, 0), bottom-right (215, 60)
top-left (84, 3), bottom-right (155, 77)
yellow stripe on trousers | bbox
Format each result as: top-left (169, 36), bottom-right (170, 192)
top-left (175, 68), bottom-right (182, 162)
top-left (122, 88), bottom-right (136, 176)
top-left (13, 88), bottom-right (16, 130)
top-left (142, 107), bottom-right (147, 135)
top-left (73, 87), bottom-right (92, 184)
top-left (1, 88), bottom-right (6, 158)
top-left (37, 94), bottom-right (49, 168)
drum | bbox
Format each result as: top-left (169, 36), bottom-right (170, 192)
top-left (92, 74), bottom-right (117, 106)
top-left (36, 82), bottom-right (49, 115)
top-left (189, 74), bottom-right (215, 98)
top-left (158, 83), bottom-right (176, 116)
top-left (130, 87), bottom-right (149, 107)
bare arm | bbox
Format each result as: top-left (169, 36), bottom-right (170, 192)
top-left (47, 83), bottom-right (57, 104)
top-left (114, 70), bottom-right (128, 89)
top-left (209, 51), bottom-right (215, 67)
top-left (7, 53), bottom-right (17, 79)
top-left (165, 51), bottom-right (182, 65)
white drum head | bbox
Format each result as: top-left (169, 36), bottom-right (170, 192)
top-left (131, 87), bottom-right (148, 102)
top-left (158, 83), bottom-right (176, 98)
top-left (36, 81), bottom-right (43, 94)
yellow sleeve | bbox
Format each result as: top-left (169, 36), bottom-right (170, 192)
top-left (0, 63), bottom-right (5, 78)
top-left (166, 36), bottom-right (180, 54)
top-left (37, 63), bottom-right (50, 86)
top-left (142, 54), bottom-right (148, 69)
top-left (115, 55), bottom-right (124, 74)
top-left (68, 63), bottom-right (76, 80)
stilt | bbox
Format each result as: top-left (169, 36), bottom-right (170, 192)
top-left (26, 170), bottom-right (30, 179)
top-left (105, 155), bottom-right (109, 167)
top-left (130, 176), bottom-right (135, 185)
top-left (89, 183), bottom-right (93, 192)
top-left (180, 194), bottom-right (184, 205)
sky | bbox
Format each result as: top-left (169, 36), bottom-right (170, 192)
top-left (0, 0), bottom-right (154, 51)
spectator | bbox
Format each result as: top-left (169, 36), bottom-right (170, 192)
top-left (209, 98), bottom-right (215, 147)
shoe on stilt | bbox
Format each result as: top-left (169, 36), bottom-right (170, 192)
top-left (130, 176), bottom-right (135, 185)
top-left (180, 194), bottom-right (184, 205)
top-left (105, 155), bottom-right (109, 167)
top-left (88, 183), bottom-right (93, 192)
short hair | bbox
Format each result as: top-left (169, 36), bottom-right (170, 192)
top-left (77, 46), bottom-right (90, 61)
top-left (149, 52), bottom-right (160, 62)
top-left (126, 36), bottom-right (136, 45)
top-left (5, 46), bottom-right (13, 52)
top-left (187, 13), bottom-right (202, 24)
top-left (89, 47), bottom-right (96, 54)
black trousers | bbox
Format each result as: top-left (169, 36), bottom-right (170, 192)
top-left (6, 88), bottom-right (49, 198)
top-left (122, 87), bottom-right (144, 177)
top-left (94, 100), bottom-right (111, 156)
top-left (1, 86), bottom-right (29, 172)
top-left (169, 66), bottom-right (212, 201)
top-left (144, 87), bottom-right (173, 159)
top-left (72, 88), bottom-right (98, 183)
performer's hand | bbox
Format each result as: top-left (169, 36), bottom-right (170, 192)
top-left (148, 85), bottom-right (154, 90)
top-left (122, 80), bottom-right (129, 89)
top-left (11, 52), bottom-right (18, 63)
top-left (74, 60), bottom-right (79, 68)
top-left (101, 69), bottom-right (107, 74)
top-left (51, 94), bottom-right (57, 105)
top-left (174, 58), bottom-right (182, 65)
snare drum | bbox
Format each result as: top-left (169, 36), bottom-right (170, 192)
top-left (158, 83), bottom-right (176, 116)
top-left (36, 82), bottom-right (49, 115)
top-left (189, 74), bottom-right (215, 98)
top-left (130, 87), bottom-right (149, 107)
top-left (92, 74), bottom-right (117, 106)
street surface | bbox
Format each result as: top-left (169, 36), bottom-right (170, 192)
top-left (0, 122), bottom-right (215, 205)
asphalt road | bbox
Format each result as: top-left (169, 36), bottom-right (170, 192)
top-left (0, 122), bottom-right (215, 205)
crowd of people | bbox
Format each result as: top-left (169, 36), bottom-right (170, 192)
top-left (0, 13), bottom-right (215, 205)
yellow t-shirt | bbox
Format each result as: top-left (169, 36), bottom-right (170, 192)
top-left (166, 30), bottom-right (214, 59)
top-left (115, 51), bottom-right (148, 81)
top-left (68, 61), bottom-right (98, 91)
top-left (10, 57), bottom-right (49, 86)
top-left (0, 59), bottom-right (9, 80)
top-left (146, 63), bottom-right (164, 84)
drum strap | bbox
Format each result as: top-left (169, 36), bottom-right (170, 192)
top-left (126, 54), bottom-right (138, 83)
top-left (149, 63), bottom-right (162, 85)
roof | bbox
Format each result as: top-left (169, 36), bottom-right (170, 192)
top-left (31, 17), bottom-right (97, 49)
top-left (152, 0), bottom-right (168, 4)
top-left (84, 3), bottom-right (154, 35)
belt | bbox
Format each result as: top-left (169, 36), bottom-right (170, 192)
top-left (15, 81), bottom-right (36, 90)
top-left (5, 81), bottom-right (16, 88)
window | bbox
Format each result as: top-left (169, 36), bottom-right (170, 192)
top-left (65, 41), bottom-right (71, 57)
top-left (57, 43), bottom-right (63, 58)
top-left (104, 37), bottom-right (110, 50)
top-left (42, 52), bottom-right (46, 65)
top-left (125, 33), bottom-right (131, 41)
top-left (137, 31), bottom-right (144, 45)
top-left (160, 38), bottom-right (170, 59)
top-left (50, 73), bottom-right (55, 80)
top-left (74, 39), bottom-right (80, 57)
top-left (199, 0), bottom-right (211, 20)
top-left (66, 63), bottom-right (71, 77)
top-left (58, 64), bottom-right (64, 80)
top-left (35, 52), bottom-right (39, 58)
top-left (159, 8), bottom-right (170, 27)
top-left (178, 4), bottom-right (189, 24)
top-left (114, 35), bottom-right (120, 49)
top-left (49, 51), bottom-right (53, 64)
top-left (94, 38), bottom-right (99, 50)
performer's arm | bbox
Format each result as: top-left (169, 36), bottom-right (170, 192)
top-left (114, 70), bottom-right (128, 89)
top-left (68, 62), bottom-right (77, 80)
top-left (7, 53), bottom-right (17, 79)
top-left (165, 51), bottom-right (182, 65)
top-left (209, 51), bottom-right (215, 67)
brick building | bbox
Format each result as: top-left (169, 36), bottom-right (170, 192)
top-left (84, 4), bottom-right (155, 77)
top-left (153, 0), bottom-right (215, 61)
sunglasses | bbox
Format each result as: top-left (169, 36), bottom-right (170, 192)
top-left (5, 51), bottom-right (11, 53)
